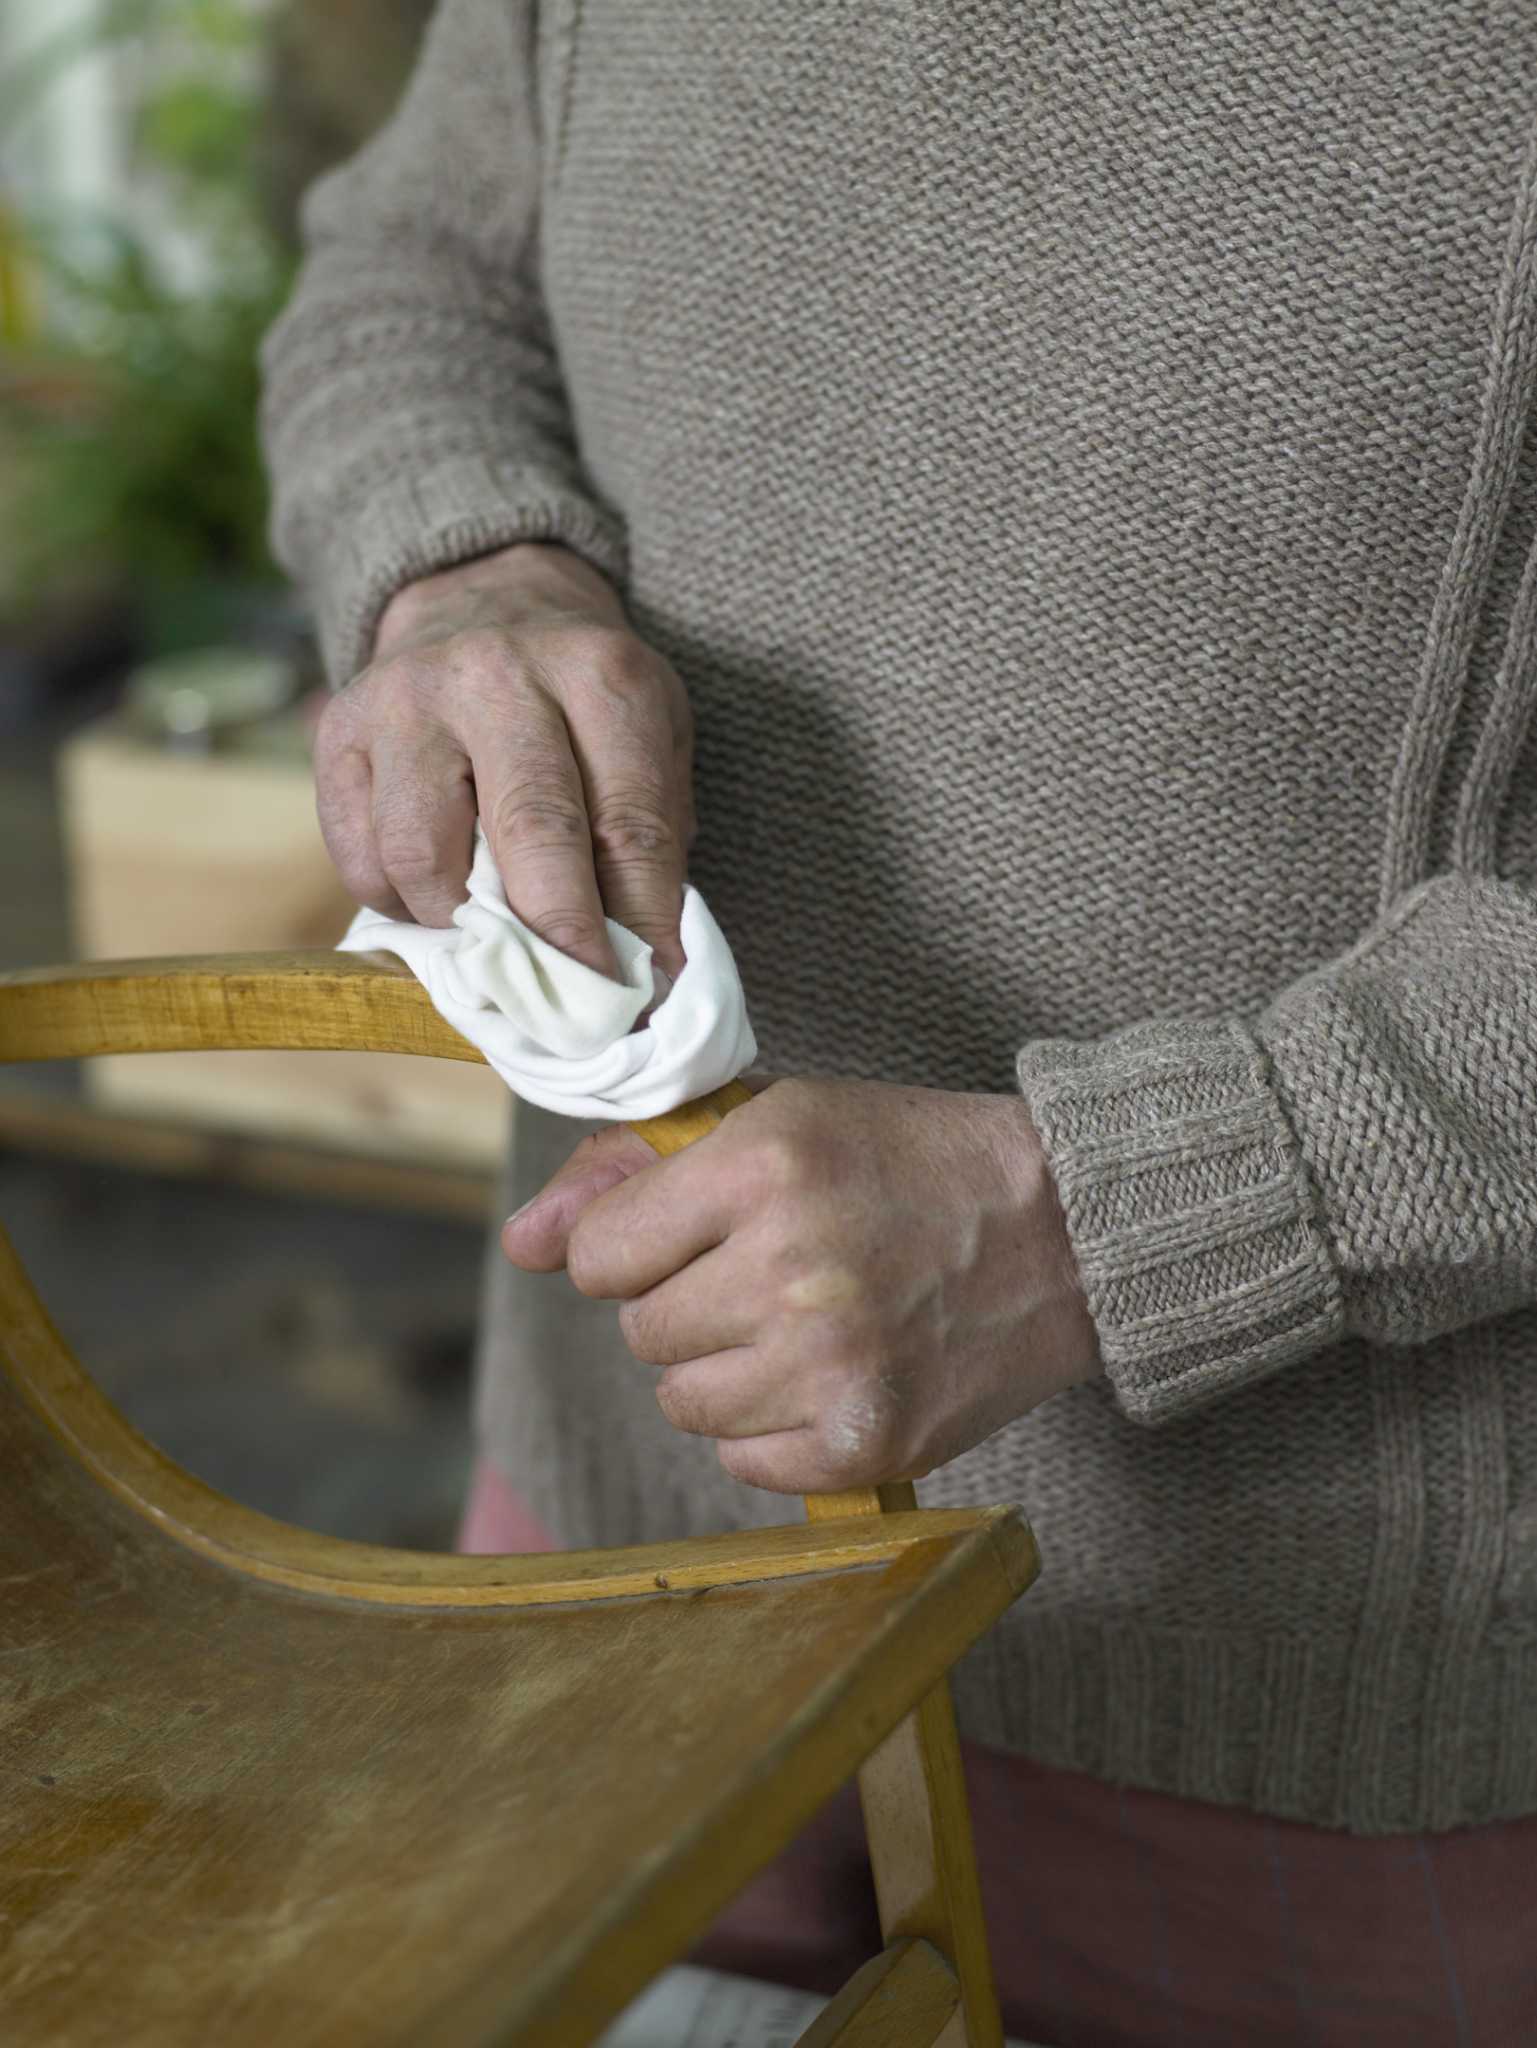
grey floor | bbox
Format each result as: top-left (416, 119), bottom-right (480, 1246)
top-left (2, 705), bottom-right (484, 1550)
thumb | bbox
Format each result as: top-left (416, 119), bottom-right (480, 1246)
top-left (500, 1121), bottom-right (658, 1272)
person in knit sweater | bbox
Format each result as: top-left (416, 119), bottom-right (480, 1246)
top-left (262, 5), bottom-right (1537, 2041)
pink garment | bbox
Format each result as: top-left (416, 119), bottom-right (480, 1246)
top-left (458, 1456), bottom-right (1537, 2047)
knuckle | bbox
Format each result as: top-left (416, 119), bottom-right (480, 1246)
top-left (566, 636), bottom-right (687, 729)
top-left (486, 786), bottom-right (589, 853)
top-left (371, 648), bottom-right (445, 704)
top-left (742, 1133), bottom-right (808, 1199)
top-left (589, 798), bottom-right (679, 870)
top-left (314, 697), bottom-right (372, 771)
top-left (813, 1375), bottom-right (901, 1485)
top-left (574, 622), bottom-right (643, 673)
top-left (531, 909), bottom-right (608, 956)
top-left (778, 1259), bottom-right (867, 1319)
top-left (715, 1438), bottom-right (783, 1492)
top-left (562, 625), bottom-right (652, 688)
top-left (374, 824), bottom-right (445, 893)
top-left (439, 621), bottom-right (521, 679)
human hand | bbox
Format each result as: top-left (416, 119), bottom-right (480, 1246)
top-left (501, 1076), bottom-right (1102, 1493)
top-left (314, 541), bottom-right (694, 978)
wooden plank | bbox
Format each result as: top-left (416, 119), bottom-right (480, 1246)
top-left (794, 1940), bottom-right (959, 2048)
top-left (56, 729), bottom-right (512, 1168)
top-left (808, 1487), bottom-right (1004, 2048)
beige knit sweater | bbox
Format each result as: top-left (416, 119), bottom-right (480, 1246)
top-left (261, 0), bottom-right (1537, 1833)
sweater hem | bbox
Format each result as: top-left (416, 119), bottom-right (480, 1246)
top-left (949, 1608), bottom-right (1537, 1836)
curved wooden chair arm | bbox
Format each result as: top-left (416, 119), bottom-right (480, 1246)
top-left (0, 950), bottom-right (473, 1062)
top-left (0, 948), bottom-right (755, 1149)
top-left (1, 950), bottom-right (880, 1524)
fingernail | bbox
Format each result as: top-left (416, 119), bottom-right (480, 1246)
top-left (505, 1199), bottom-right (541, 1228)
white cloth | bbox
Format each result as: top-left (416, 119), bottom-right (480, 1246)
top-left (336, 831), bottom-right (757, 1120)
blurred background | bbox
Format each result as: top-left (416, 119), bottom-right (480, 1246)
top-left (0, 0), bottom-right (504, 1547)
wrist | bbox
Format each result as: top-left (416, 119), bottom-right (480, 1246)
top-left (991, 1095), bottom-right (1100, 1375)
top-left (373, 541), bottom-right (626, 659)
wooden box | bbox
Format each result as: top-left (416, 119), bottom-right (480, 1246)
top-left (57, 714), bottom-right (511, 1174)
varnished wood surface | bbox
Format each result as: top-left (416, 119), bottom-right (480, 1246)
top-left (0, 953), bottom-right (1041, 2044)
top-left (628, 1074), bottom-right (758, 1150)
top-left (794, 1940), bottom-right (959, 2048)
top-left (0, 1339), bottom-right (1035, 2046)
top-left (807, 1489), bottom-right (1003, 2048)
top-left (0, 951), bottom-right (485, 1065)
top-left (0, 953), bottom-right (751, 1201)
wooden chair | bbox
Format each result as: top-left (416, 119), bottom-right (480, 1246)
top-left (0, 953), bottom-right (1039, 2047)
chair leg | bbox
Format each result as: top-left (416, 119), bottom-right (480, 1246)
top-left (793, 1938), bottom-right (959, 2048)
top-left (807, 1486), bottom-right (1003, 2048)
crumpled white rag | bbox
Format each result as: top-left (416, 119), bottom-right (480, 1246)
top-left (337, 829), bottom-right (757, 1121)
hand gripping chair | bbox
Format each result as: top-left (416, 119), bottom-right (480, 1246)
top-left (0, 952), bottom-right (1039, 2048)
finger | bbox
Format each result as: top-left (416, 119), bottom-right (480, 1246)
top-left (370, 728), bottom-right (478, 928)
top-left (618, 1244), bottom-right (761, 1366)
top-left (715, 1430), bottom-right (842, 1497)
top-left (718, 1379), bottom-right (912, 1493)
top-left (653, 1347), bottom-right (809, 1439)
top-left (467, 692), bottom-right (621, 979)
top-left (561, 1140), bottom-right (742, 1300)
top-left (564, 660), bottom-right (692, 980)
top-left (500, 1123), bottom-right (659, 1273)
top-left (314, 711), bottom-right (408, 918)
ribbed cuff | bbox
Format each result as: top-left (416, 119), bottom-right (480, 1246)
top-left (1015, 1017), bottom-right (1345, 1424)
top-left (313, 454), bottom-right (631, 685)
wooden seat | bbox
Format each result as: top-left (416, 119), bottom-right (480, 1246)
top-left (0, 955), bottom-right (1039, 2047)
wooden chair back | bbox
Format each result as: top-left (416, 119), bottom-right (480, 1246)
top-left (0, 952), bottom-right (1035, 2046)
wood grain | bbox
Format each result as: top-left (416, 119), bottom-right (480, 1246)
top-left (628, 1074), bottom-right (758, 1150)
top-left (0, 951), bottom-right (748, 1176)
top-left (0, 1212), bottom-right (1037, 1612)
top-left (0, 1336), bottom-right (1035, 2046)
top-left (807, 1496), bottom-right (1003, 2047)
top-left (0, 951), bottom-right (1040, 2044)
top-left (793, 1939), bottom-right (959, 2048)
top-left (0, 952), bottom-right (486, 1065)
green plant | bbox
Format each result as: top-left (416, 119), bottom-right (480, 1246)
top-left (0, 0), bottom-right (293, 646)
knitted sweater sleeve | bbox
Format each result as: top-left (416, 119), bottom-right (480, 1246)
top-left (258, 0), bottom-right (624, 686)
top-left (1015, 873), bottom-right (1537, 1425)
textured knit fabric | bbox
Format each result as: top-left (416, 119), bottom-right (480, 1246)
top-left (337, 829), bottom-right (755, 1117)
top-left (261, 1), bottom-right (1537, 1832)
